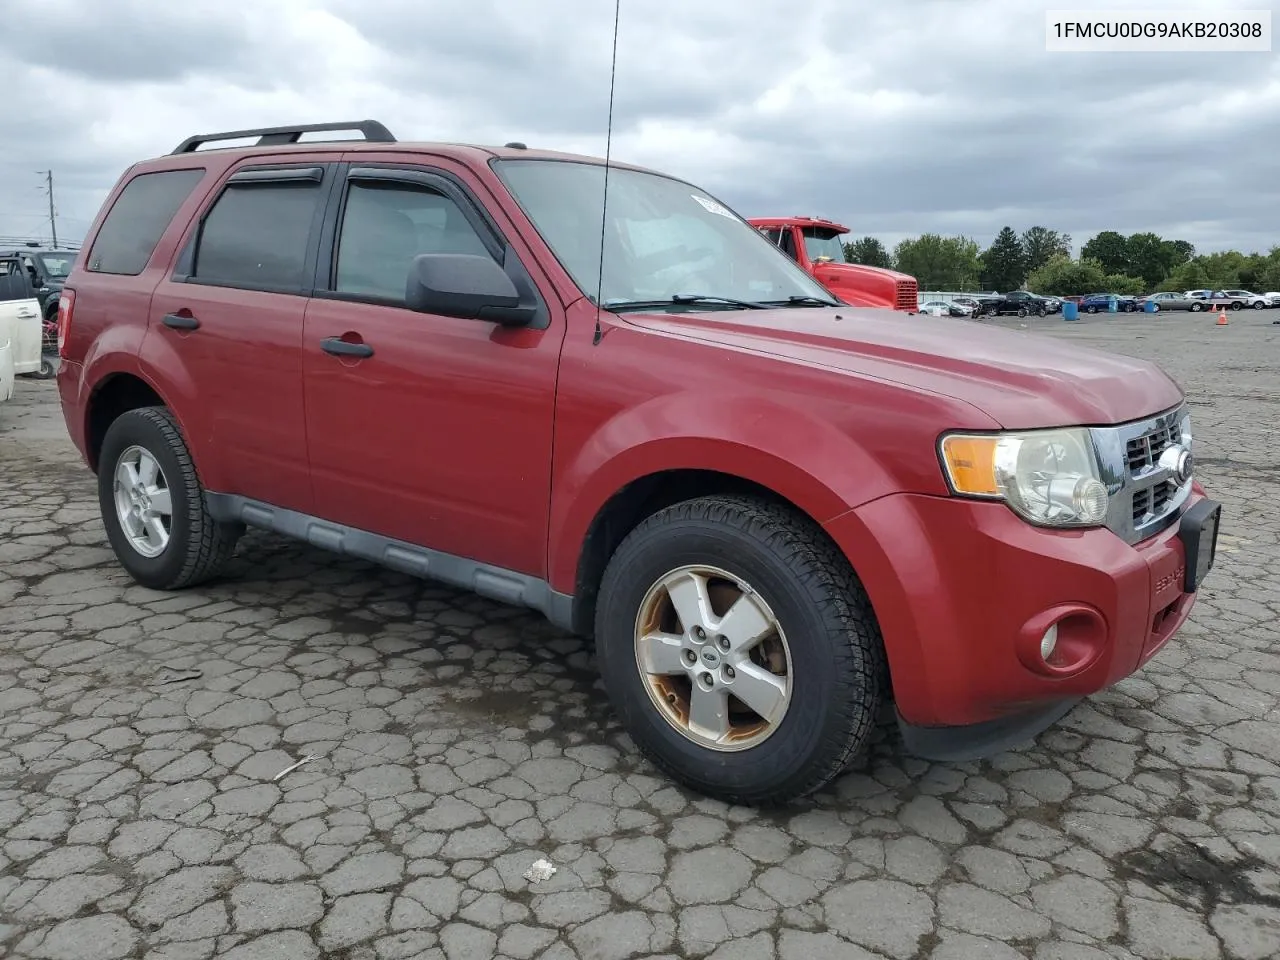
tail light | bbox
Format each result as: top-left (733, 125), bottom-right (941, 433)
top-left (57, 289), bottom-right (75, 359)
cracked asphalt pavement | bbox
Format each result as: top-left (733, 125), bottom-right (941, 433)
top-left (2, 311), bottom-right (1279, 960)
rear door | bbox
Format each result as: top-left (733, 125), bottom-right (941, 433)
top-left (299, 157), bottom-right (566, 576)
top-left (0, 257), bottom-right (41, 374)
top-left (145, 156), bottom-right (342, 513)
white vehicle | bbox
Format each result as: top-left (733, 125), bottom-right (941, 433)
top-left (1221, 289), bottom-right (1272, 310)
top-left (0, 255), bottom-right (45, 402)
top-left (1260, 291), bottom-right (1280, 307)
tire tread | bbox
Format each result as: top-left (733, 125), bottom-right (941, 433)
top-left (105, 405), bottom-right (238, 590)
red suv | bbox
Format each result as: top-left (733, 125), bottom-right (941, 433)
top-left (55, 120), bottom-right (1222, 805)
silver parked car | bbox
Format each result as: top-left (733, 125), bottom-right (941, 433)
top-left (1140, 291), bottom-right (1198, 311)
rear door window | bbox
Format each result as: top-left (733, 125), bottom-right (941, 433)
top-left (87, 169), bottom-right (206, 275)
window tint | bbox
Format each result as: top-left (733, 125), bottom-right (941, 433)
top-left (335, 180), bottom-right (493, 301)
top-left (193, 180), bottom-right (323, 291)
top-left (87, 169), bottom-right (205, 275)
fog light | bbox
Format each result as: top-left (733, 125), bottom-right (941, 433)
top-left (1040, 623), bottom-right (1059, 661)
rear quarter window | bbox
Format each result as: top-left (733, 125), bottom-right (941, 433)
top-left (86, 168), bottom-right (206, 276)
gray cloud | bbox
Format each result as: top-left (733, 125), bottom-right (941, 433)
top-left (1, 0), bottom-right (1275, 259)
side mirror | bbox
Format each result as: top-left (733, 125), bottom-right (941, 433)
top-left (406, 253), bottom-right (536, 326)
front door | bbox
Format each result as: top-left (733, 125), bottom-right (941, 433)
top-left (146, 157), bottom-right (341, 513)
top-left (301, 160), bottom-right (565, 577)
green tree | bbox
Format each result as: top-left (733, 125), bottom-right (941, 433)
top-left (1102, 272), bottom-right (1147, 296)
top-left (1124, 233), bottom-right (1170, 287)
top-left (844, 236), bottom-right (893, 269)
top-left (1025, 254), bottom-right (1108, 297)
top-left (1161, 259), bottom-right (1212, 292)
top-left (1021, 226), bottom-right (1072, 273)
top-left (892, 234), bottom-right (982, 289)
top-left (1080, 231), bottom-right (1129, 275)
top-left (980, 226), bottom-right (1028, 291)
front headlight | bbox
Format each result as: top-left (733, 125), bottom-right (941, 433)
top-left (938, 427), bottom-right (1109, 527)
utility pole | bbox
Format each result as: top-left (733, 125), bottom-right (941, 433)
top-left (39, 170), bottom-right (57, 248)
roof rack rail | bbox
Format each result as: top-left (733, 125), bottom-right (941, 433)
top-left (170, 120), bottom-right (396, 155)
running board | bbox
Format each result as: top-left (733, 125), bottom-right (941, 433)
top-left (204, 492), bottom-right (576, 632)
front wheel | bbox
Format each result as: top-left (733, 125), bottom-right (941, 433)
top-left (1191, 302), bottom-right (1203, 312)
top-left (98, 406), bottom-right (242, 590)
top-left (1087, 305), bottom-right (1098, 313)
top-left (35, 357), bottom-right (55, 379)
top-left (1252, 301), bottom-right (1265, 310)
top-left (594, 495), bottom-right (885, 806)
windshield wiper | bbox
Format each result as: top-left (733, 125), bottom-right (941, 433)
top-left (763, 295), bottom-right (843, 308)
top-left (605, 294), bottom-right (769, 312)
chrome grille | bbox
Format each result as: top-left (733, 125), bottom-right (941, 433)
top-left (1125, 420), bottom-right (1179, 471)
top-left (1089, 403), bottom-right (1191, 545)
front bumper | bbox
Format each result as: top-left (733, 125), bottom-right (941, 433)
top-left (823, 487), bottom-right (1220, 752)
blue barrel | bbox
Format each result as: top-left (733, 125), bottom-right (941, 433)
top-left (1108, 295), bottom-right (1118, 313)
top-left (1062, 300), bottom-right (1078, 321)
top-left (1144, 298), bottom-right (1156, 313)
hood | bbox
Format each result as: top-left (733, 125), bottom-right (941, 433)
top-left (622, 306), bottom-right (1183, 429)
top-left (811, 261), bottom-right (914, 310)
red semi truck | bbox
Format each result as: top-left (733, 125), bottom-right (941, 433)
top-left (749, 215), bottom-right (918, 312)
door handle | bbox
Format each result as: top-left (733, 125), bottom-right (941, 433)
top-left (320, 337), bottom-right (373, 358)
top-left (162, 313), bottom-right (200, 330)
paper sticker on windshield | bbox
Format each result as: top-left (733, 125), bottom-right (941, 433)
top-left (691, 195), bottom-right (734, 218)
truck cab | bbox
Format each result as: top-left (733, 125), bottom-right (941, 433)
top-left (748, 216), bottom-right (918, 312)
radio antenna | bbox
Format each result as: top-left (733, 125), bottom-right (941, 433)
top-left (592, 0), bottom-right (621, 346)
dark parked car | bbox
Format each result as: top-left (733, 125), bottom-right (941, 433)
top-left (1079, 293), bottom-right (1138, 314)
top-left (987, 290), bottom-right (1053, 317)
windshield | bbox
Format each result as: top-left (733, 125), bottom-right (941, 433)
top-left (35, 252), bottom-right (76, 278)
top-left (801, 229), bottom-right (847, 264)
top-left (492, 159), bottom-right (835, 308)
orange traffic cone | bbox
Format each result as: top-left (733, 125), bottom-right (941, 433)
top-left (1216, 308), bottom-right (1228, 325)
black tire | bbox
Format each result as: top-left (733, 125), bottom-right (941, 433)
top-left (593, 495), bottom-right (885, 806)
top-left (1018, 307), bottom-right (1028, 318)
top-left (1087, 305), bottom-right (1098, 313)
top-left (1231, 301), bottom-right (1243, 310)
top-left (1036, 307), bottom-right (1046, 317)
top-left (35, 358), bottom-right (55, 379)
top-left (97, 406), bottom-right (242, 590)
top-left (1252, 301), bottom-right (1264, 310)
top-left (1151, 304), bottom-right (1160, 313)
top-left (1191, 302), bottom-right (1203, 312)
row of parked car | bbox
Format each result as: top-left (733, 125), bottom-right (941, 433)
top-left (919, 287), bottom-right (1280, 318)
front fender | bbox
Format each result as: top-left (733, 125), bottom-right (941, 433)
top-left (547, 390), bottom-right (901, 594)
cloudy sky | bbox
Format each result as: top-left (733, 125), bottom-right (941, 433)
top-left (2, 0), bottom-right (1276, 257)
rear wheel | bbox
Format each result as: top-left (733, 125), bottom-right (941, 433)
top-left (1191, 302), bottom-right (1203, 312)
top-left (98, 406), bottom-right (242, 590)
top-left (594, 495), bottom-right (885, 806)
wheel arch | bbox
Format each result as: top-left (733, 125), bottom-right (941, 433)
top-left (564, 467), bottom-right (893, 696)
top-left (84, 372), bottom-right (169, 473)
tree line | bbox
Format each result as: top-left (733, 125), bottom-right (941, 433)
top-left (844, 228), bottom-right (1280, 297)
